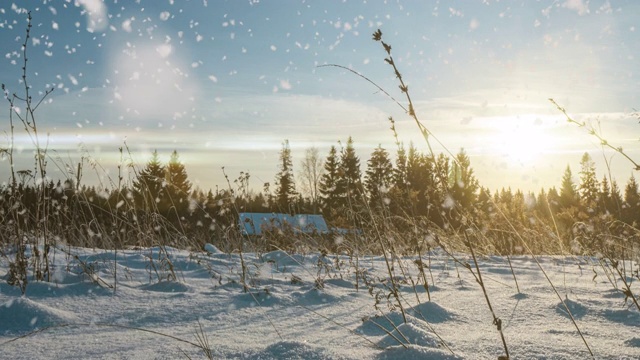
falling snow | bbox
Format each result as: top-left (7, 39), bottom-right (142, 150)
top-left (0, 15), bottom-right (638, 360)
top-left (159, 11), bottom-right (170, 21)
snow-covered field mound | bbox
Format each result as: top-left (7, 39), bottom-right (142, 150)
top-left (1, 245), bottom-right (639, 359)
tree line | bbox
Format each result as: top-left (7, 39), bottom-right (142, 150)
top-left (1, 138), bottom-right (638, 253)
top-left (256, 137), bottom-right (640, 253)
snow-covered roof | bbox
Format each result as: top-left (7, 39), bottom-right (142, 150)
top-left (239, 213), bottom-right (329, 236)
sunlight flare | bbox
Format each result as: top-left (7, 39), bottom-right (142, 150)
top-left (487, 115), bottom-right (558, 166)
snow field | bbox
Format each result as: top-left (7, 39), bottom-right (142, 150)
top-left (1, 245), bottom-right (640, 359)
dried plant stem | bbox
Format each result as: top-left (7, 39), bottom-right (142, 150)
top-left (464, 231), bottom-right (510, 360)
top-left (360, 197), bottom-right (408, 324)
top-left (222, 166), bottom-right (249, 293)
top-left (2, 11), bottom-right (55, 292)
top-left (505, 255), bottom-right (521, 294)
top-left (608, 258), bottom-right (640, 311)
top-left (491, 204), bottom-right (595, 358)
top-left (550, 98), bottom-right (640, 171)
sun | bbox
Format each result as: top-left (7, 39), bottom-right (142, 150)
top-left (488, 116), bottom-right (556, 166)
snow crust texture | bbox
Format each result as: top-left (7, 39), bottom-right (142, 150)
top-left (1, 246), bottom-right (640, 359)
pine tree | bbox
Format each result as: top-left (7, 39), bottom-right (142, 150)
top-left (133, 150), bottom-right (166, 211)
top-left (476, 186), bottom-right (493, 222)
top-left (499, 187), bottom-right (514, 214)
top-left (405, 144), bottom-right (435, 217)
top-left (623, 175), bottom-right (640, 225)
top-left (274, 139), bottom-right (297, 213)
top-left (434, 153), bottom-right (451, 195)
top-left (559, 165), bottom-right (579, 210)
top-left (534, 188), bottom-right (547, 216)
top-left (448, 148), bottom-right (479, 213)
top-left (393, 143), bottom-right (408, 192)
top-left (318, 145), bottom-right (342, 215)
top-left (165, 150), bottom-right (192, 215)
top-left (610, 179), bottom-right (624, 219)
top-left (598, 176), bottom-right (612, 215)
top-left (338, 136), bottom-right (363, 204)
top-left (406, 143), bottom-right (423, 191)
top-left (578, 152), bottom-right (599, 212)
top-left (407, 144), bottom-right (432, 193)
top-left (387, 143), bottom-right (409, 215)
top-left (364, 145), bottom-right (393, 208)
top-left (512, 189), bottom-right (527, 224)
top-left (547, 187), bottom-right (561, 213)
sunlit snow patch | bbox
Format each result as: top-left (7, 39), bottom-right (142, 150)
top-left (377, 322), bottom-right (440, 348)
top-left (377, 345), bottom-right (464, 360)
top-left (204, 243), bottom-right (223, 255)
top-left (407, 301), bottom-right (457, 324)
top-left (251, 341), bottom-right (338, 360)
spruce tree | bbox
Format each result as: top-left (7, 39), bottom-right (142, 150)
top-left (133, 150), bottom-right (166, 211)
top-left (318, 145), bottom-right (342, 217)
top-left (407, 144), bottom-right (431, 193)
top-left (165, 150), bottom-right (192, 215)
top-left (393, 143), bottom-right (408, 192)
top-left (448, 148), bottom-right (479, 213)
top-left (559, 165), bottom-right (579, 210)
top-left (388, 143), bottom-right (409, 214)
top-left (599, 176), bottom-right (612, 215)
top-left (610, 179), bottom-right (624, 219)
top-left (476, 186), bottom-right (492, 215)
top-left (274, 139), bottom-right (297, 213)
top-left (338, 137), bottom-right (363, 204)
top-left (623, 175), bottom-right (640, 225)
top-left (546, 187), bottom-right (561, 214)
top-left (364, 145), bottom-right (393, 208)
top-left (535, 188), bottom-right (548, 218)
top-left (406, 144), bottom-right (435, 217)
top-left (578, 152), bottom-right (599, 212)
top-left (434, 153), bottom-right (451, 195)
top-left (512, 190), bottom-right (527, 224)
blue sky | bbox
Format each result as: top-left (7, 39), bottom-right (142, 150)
top-left (1, 0), bottom-right (639, 194)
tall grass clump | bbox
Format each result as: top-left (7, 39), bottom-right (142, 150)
top-left (369, 28), bottom-right (511, 358)
top-left (2, 11), bottom-right (55, 293)
top-left (315, 28), bottom-right (633, 358)
top-left (552, 98), bottom-right (640, 311)
top-left (0, 12), bottom-right (243, 294)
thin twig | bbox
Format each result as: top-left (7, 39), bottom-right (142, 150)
top-left (550, 98), bottom-right (640, 171)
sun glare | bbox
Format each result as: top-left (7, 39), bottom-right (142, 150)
top-left (487, 116), bottom-right (557, 166)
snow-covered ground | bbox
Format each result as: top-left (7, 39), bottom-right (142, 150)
top-left (1, 244), bottom-right (639, 359)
